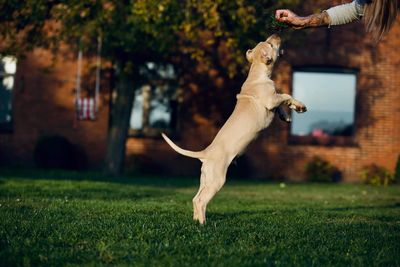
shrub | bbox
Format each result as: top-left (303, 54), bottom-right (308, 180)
top-left (34, 135), bottom-right (87, 170)
top-left (228, 155), bottom-right (254, 179)
top-left (361, 164), bottom-right (394, 186)
top-left (394, 155), bottom-right (400, 182)
top-left (305, 156), bottom-right (342, 182)
top-left (125, 154), bottom-right (167, 175)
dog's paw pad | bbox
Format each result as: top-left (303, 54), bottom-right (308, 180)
top-left (292, 103), bottom-right (306, 113)
top-left (278, 114), bottom-right (291, 123)
top-left (296, 106), bottom-right (307, 113)
top-left (282, 116), bottom-right (292, 123)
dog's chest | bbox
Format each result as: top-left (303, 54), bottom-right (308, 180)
top-left (235, 97), bottom-right (274, 130)
top-left (261, 108), bottom-right (275, 129)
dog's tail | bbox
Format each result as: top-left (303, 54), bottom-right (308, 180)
top-left (161, 133), bottom-right (206, 161)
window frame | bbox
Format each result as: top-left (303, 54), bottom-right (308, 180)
top-left (288, 66), bottom-right (359, 147)
top-left (128, 68), bottom-right (180, 139)
top-left (128, 87), bottom-right (180, 138)
top-left (0, 56), bottom-right (17, 133)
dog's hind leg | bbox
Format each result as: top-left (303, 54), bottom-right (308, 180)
top-left (194, 159), bottom-right (229, 224)
top-left (193, 182), bottom-right (205, 221)
top-left (193, 167), bottom-right (207, 222)
top-left (193, 163), bottom-right (210, 221)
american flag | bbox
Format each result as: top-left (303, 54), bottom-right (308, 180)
top-left (76, 97), bottom-right (96, 120)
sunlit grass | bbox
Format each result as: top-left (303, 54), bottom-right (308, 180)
top-left (0, 170), bottom-right (399, 266)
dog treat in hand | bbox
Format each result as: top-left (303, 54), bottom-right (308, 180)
top-left (270, 14), bottom-right (289, 31)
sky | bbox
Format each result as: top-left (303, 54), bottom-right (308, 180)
top-left (292, 71), bottom-right (356, 112)
top-left (291, 71), bottom-right (357, 135)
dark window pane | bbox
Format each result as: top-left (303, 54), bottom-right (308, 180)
top-left (130, 88), bottom-right (144, 130)
top-left (0, 56), bottom-right (17, 127)
top-left (129, 63), bottom-right (177, 134)
top-left (149, 85), bottom-right (171, 129)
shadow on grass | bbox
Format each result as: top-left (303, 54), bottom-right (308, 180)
top-left (0, 168), bottom-right (201, 201)
top-left (204, 203), bottom-right (400, 224)
top-left (0, 168), bottom-right (199, 188)
top-left (326, 203), bottom-right (400, 211)
top-left (0, 167), bottom-right (288, 191)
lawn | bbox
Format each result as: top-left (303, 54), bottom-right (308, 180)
top-left (0, 170), bottom-right (399, 267)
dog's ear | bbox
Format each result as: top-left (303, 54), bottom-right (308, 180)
top-left (246, 49), bottom-right (253, 63)
top-left (261, 48), bottom-right (273, 65)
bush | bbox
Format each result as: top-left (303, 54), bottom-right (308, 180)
top-left (228, 155), bottom-right (254, 179)
top-left (305, 156), bottom-right (341, 182)
top-left (34, 135), bottom-right (87, 170)
top-left (125, 155), bottom-right (167, 175)
top-left (394, 155), bottom-right (400, 182)
top-left (361, 164), bottom-right (394, 186)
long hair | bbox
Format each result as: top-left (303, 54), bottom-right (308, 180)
top-left (363, 0), bottom-right (399, 42)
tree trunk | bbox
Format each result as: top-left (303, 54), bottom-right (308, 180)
top-left (103, 60), bottom-right (135, 176)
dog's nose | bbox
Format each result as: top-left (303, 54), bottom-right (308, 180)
top-left (268, 33), bottom-right (280, 41)
top-left (266, 34), bottom-right (281, 45)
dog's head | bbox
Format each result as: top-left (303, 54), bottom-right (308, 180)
top-left (246, 34), bottom-right (282, 67)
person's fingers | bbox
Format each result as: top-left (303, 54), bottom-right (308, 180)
top-left (275, 10), bottom-right (283, 19)
top-left (277, 16), bottom-right (287, 23)
top-left (275, 9), bottom-right (290, 20)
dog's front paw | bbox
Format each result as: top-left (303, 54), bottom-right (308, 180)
top-left (289, 101), bottom-right (307, 113)
top-left (276, 106), bottom-right (292, 123)
top-left (296, 104), bottom-right (307, 113)
top-left (278, 112), bottom-right (292, 123)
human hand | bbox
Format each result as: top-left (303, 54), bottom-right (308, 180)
top-left (275, 9), bottom-right (309, 29)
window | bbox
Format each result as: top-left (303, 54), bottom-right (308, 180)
top-left (0, 56), bottom-right (17, 132)
top-left (129, 63), bottom-right (179, 137)
top-left (290, 68), bottom-right (357, 145)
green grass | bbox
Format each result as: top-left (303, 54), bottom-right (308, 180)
top-left (0, 170), bottom-right (399, 267)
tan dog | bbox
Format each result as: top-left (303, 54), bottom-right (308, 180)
top-left (162, 34), bottom-right (306, 224)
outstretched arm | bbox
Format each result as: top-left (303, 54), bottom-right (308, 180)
top-left (275, 9), bottom-right (330, 29)
top-left (275, 0), bottom-right (364, 29)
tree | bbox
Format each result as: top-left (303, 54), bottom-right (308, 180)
top-left (0, 0), bottom-right (301, 175)
top-left (0, 0), bottom-right (185, 175)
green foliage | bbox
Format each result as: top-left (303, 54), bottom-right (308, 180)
top-left (0, 0), bottom-right (185, 62)
top-left (0, 0), bottom-right (302, 74)
top-left (269, 14), bottom-right (289, 31)
top-left (361, 164), bottom-right (395, 186)
top-left (0, 171), bottom-right (399, 266)
top-left (305, 156), bottom-right (342, 182)
top-left (178, 0), bottom-right (301, 77)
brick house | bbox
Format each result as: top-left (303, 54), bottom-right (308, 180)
top-left (1, 3), bottom-right (399, 182)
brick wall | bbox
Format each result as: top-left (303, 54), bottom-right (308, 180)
top-left (0, 45), bottom-right (110, 169)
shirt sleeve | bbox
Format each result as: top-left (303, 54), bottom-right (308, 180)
top-left (326, 0), bottom-right (365, 26)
